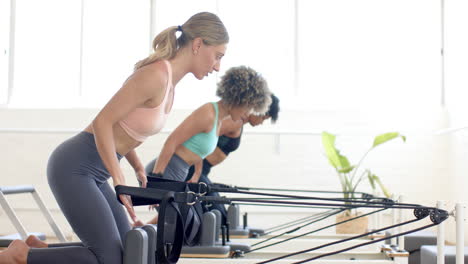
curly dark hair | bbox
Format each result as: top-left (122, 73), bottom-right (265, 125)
top-left (266, 94), bottom-right (280, 123)
top-left (216, 66), bottom-right (271, 113)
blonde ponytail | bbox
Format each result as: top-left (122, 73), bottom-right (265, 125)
top-left (134, 12), bottom-right (229, 71)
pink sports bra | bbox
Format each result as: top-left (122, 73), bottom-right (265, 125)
top-left (119, 60), bottom-right (174, 142)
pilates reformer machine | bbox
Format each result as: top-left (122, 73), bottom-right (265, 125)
top-left (116, 175), bottom-right (464, 264)
top-left (0, 185), bottom-right (67, 247)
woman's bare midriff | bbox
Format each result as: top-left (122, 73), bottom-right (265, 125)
top-left (174, 145), bottom-right (204, 166)
top-left (84, 124), bottom-right (142, 156)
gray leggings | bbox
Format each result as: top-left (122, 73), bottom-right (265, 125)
top-left (145, 154), bottom-right (190, 182)
top-left (28, 132), bottom-right (130, 264)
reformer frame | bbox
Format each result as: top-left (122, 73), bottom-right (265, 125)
top-left (115, 181), bottom-right (461, 264)
top-left (0, 185), bottom-right (67, 246)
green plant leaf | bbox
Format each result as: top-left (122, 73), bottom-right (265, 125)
top-left (338, 166), bottom-right (355, 173)
top-left (322, 132), bottom-right (353, 172)
top-left (367, 171), bottom-right (376, 189)
top-left (321, 132), bottom-right (341, 169)
top-left (372, 132), bottom-right (406, 148)
top-left (374, 174), bottom-right (392, 198)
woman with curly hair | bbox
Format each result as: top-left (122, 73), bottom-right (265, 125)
top-left (144, 94), bottom-right (279, 225)
top-left (185, 94), bottom-right (279, 182)
top-left (149, 66), bottom-right (271, 184)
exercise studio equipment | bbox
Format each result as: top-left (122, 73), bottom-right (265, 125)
top-left (114, 179), bottom-right (452, 264)
top-left (0, 185), bottom-right (67, 247)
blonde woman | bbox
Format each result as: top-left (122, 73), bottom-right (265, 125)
top-left (0, 12), bottom-right (228, 264)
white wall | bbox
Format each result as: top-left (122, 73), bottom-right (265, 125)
top-left (1, 106), bottom-right (466, 243)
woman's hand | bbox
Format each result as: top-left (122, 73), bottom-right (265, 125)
top-left (118, 193), bottom-right (139, 224)
top-left (132, 219), bottom-right (145, 227)
top-left (135, 169), bottom-right (147, 188)
top-left (187, 177), bottom-right (199, 183)
top-left (114, 179), bottom-right (139, 224)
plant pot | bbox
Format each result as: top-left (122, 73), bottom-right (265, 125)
top-left (335, 212), bottom-right (369, 234)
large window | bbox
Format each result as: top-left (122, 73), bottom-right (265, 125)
top-left (445, 0), bottom-right (468, 124)
top-left (0, 0), bottom-right (10, 105)
top-left (218, 0), bottom-right (295, 106)
top-left (9, 0), bottom-right (149, 108)
top-left (1, 0), bottom-right (448, 110)
top-left (11, 0), bottom-right (82, 108)
top-left (152, 0), bottom-right (295, 109)
top-left (80, 0), bottom-right (149, 107)
top-left (297, 0), bottom-right (441, 110)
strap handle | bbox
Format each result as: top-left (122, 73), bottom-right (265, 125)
top-left (156, 193), bottom-right (184, 264)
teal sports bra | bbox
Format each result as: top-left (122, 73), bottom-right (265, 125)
top-left (182, 102), bottom-right (219, 159)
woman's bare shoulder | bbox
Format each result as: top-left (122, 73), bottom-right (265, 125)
top-left (121, 61), bottom-right (170, 102)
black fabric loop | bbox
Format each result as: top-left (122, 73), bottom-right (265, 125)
top-left (147, 176), bottom-right (204, 246)
top-left (156, 195), bottom-right (184, 264)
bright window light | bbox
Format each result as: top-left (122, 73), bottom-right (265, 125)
top-left (0, 0), bottom-right (9, 105)
top-left (10, 0), bottom-right (82, 108)
top-left (218, 0), bottom-right (295, 104)
top-left (80, 0), bottom-right (150, 108)
top-left (297, 0), bottom-right (441, 110)
top-left (4, 0), bottom-right (449, 111)
top-left (445, 0), bottom-right (468, 124)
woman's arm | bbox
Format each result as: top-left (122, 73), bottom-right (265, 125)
top-left (187, 160), bottom-right (203, 183)
top-left (92, 66), bottom-right (167, 186)
top-left (152, 103), bottom-right (215, 173)
top-left (92, 65), bottom-right (168, 222)
top-left (125, 150), bottom-right (147, 187)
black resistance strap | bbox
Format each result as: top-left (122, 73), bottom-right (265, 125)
top-left (248, 208), bottom-right (384, 253)
top-left (256, 207), bottom-right (448, 263)
top-left (115, 185), bottom-right (186, 264)
top-left (116, 182), bottom-right (449, 264)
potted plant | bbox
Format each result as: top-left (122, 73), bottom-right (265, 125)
top-left (321, 131), bottom-right (406, 234)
